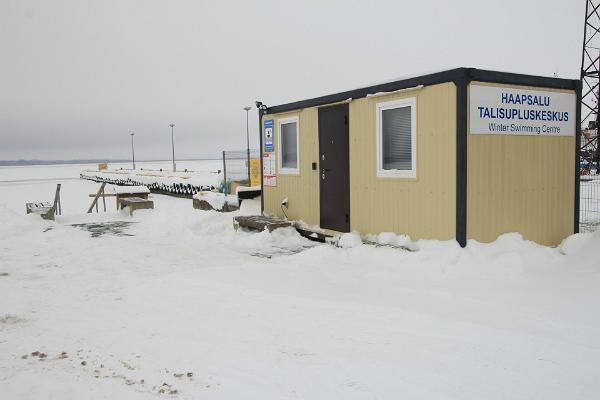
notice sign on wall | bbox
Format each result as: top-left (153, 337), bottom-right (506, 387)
top-left (263, 119), bottom-right (276, 186)
top-left (469, 84), bottom-right (576, 136)
top-left (264, 119), bottom-right (274, 152)
top-left (263, 152), bottom-right (276, 187)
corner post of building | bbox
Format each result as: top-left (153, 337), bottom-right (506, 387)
top-left (454, 70), bottom-right (471, 248)
top-left (574, 79), bottom-right (582, 233)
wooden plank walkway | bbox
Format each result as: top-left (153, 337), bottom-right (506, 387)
top-left (233, 215), bottom-right (333, 243)
top-left (233, 215), bottom-right (292, 233)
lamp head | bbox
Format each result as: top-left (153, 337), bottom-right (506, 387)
top-left (255, 101), bottom-right (268, 115)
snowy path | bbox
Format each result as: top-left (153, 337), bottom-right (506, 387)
top-left (1, 165), bottom-right (599, 399)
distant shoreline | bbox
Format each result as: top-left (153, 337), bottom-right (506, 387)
top-left (0, 158), bottom-right (220, 167)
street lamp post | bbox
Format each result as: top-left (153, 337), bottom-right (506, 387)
top-left (170, 123), bottom-right (176, 172)
top-left (130, 132), bottom-right (136, 170)
top-left (243, 106), bottom-right (252, 184)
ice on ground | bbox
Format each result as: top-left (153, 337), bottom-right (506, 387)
top-left (0, 162), bottom-right (599, 399)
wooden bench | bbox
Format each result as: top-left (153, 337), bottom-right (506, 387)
top-left (119, 197), bottom-right (154, 215)
top-left (115, 192), bottom-right (149, 210)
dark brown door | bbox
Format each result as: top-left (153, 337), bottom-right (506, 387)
top-left (318, 104), bottom-right (350, 232)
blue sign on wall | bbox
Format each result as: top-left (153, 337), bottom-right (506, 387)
top-left (264, 119), bottom-right (274, 152)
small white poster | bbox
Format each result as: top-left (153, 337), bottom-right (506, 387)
top-left (469, 84), bottom-right (576, 136)
top-left (264, 175), bottom-right (277, 186)
top-left (263, 152), bottom-right (276, 187)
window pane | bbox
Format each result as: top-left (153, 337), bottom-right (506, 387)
top-left (382, 106), bottom-right (411, 170)
top-left (281, 121), bottom-right (298, 169)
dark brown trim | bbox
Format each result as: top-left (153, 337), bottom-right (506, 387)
top-left (265, 68), bottom-right (579, 115)
top-left (468, 69), bottom-right (578, 90)
top-left (454, 76), bottom-right (470, 248)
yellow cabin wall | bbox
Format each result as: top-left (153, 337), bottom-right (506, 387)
top-left (263, 82), bottom-right (457, 240)
top-left (349, 83), bottom-right (457, 239)
top-left (466, 81), bottom-right (576, 246)
top-left (262, 109), bottom-right (320, 225)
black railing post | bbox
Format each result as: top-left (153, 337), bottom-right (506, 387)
top-left (222, 150), bottom-right (227, 194)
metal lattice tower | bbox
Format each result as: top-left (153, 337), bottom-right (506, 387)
top-left (581, 0), bottom-right (600, 169)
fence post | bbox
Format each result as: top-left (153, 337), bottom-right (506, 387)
top-left (222, 150), bottom-right (227, 194)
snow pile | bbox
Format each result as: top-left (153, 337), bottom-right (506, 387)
top-left (193, 191), bottom-right (238, 210)
top-left (558, 230), bottom-right (600, 268)
top-left (337, 231), bottom-right (362, 248)
top-left (338, 231), bottom-right (419, 251)
top-left (366, 231), bottom-right (418, 250)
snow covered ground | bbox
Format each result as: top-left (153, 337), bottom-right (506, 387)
top-left (1, 162), bottom-right (600, 399)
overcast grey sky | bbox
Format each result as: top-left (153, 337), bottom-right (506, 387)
top-left (0, 0), bottom-right (584, 161)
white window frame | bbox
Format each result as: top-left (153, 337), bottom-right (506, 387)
top-left (375, 97), bottom-right (417, 178)
top-left (277, 116), bottom-right (300, 175)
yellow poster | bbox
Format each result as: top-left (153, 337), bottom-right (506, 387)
top-left (250, 159), bottom-right (261, 187)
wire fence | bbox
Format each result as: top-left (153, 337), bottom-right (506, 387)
top-left (221, 149), bottom-right (259, 193)
top-left (580, 169), bottom-right (600, 233)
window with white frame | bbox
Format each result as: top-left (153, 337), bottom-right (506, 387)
top-left (376, 98), bottom-right (416, 178)
top-left (278, 116), bottom-right (299, 174)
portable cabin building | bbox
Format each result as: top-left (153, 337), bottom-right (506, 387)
top-left (258, 68), bottom-right (581, 247)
